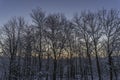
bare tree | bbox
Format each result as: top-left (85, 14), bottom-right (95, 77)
top-left (81, 12), bottom-right (103, 80)
top-left (98, 9), bottom-right (120, 80)
top-left (3, 17), bottom-right (25, 80)
top-left (63, 22), bottom-right (75, 79)
top-left (45, 13), bottom-right (68, 80)
top-left (73, 13), bottom-right (94, 80)
top-left (30, 8), bottom-right (46, 73)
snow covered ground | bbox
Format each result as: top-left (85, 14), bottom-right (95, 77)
top-left (0, 56), bottom-right (120, 80)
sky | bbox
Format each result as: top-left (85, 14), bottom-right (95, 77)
top-left (0, 0), bottom-right (120, 26)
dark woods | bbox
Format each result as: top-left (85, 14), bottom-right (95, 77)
top-left (0, 8), bottom-right (120, 80)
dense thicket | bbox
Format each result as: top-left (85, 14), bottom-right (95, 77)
top-left (0, 8), bottom-right (120, 80)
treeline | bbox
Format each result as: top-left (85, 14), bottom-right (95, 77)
top-left (0, 8), bottom-right (120, 80)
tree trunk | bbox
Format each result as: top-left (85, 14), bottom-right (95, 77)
top-left (108, 55), bottom-right (113, 80)
top-left (95, 46), bottom-right (101, 80)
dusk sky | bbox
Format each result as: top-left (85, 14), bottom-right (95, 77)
top-left (0, 0), bottom-right (120, 26)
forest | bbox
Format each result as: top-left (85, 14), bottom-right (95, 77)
top-left (0, 8), bottom-right (120, 80)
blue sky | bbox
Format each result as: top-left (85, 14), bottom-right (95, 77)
top-left (0, 0), bottom-right (120, 26)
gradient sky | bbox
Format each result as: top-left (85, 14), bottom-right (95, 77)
top-left (0, 0), bottom-right (120, 26)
